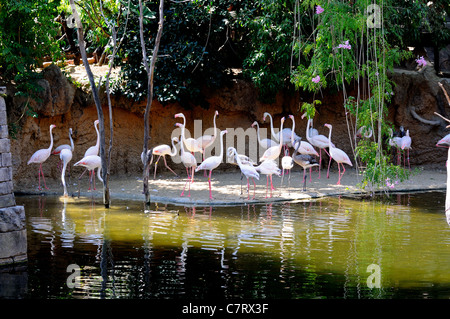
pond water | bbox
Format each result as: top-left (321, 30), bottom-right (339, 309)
top-left (4, 191), bottom-right (450, 299)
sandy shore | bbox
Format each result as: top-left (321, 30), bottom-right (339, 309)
top-left (13, 165), bottom-right (448, 206)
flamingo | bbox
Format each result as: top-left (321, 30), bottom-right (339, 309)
top-left (176, 124), bottom-right (198, 197)
top-left (388, 128), bottom-right (403, 166)
top-left (52, 127), bottom-right (74, 172)
top-left (78, 120), bottom-right (100, 184)
top-left (27, 124), bottom-right (56, 190)
top-left (436, 133), bottom-right (450, 148)
top-left (149, 136), bottom-right (179, 179)
top-left (292, 138), bottom-right (319, 191)
top-left (227, 146), bottom-right (256, 195)
top-left (229, 147), bottom-right (259, 200)
top-left (255, 159), bottom-right (281, 198)
top-left (290, 115), bottom-right (318, 157)
top-left (324, 123), bottom-right (353, 185)
top-left (74, 155), bottom-right (102, 191)
top-left (60, 148), bottom-right (72, 197)
top-left (196, 111), bottom-right (219, 176)
top-left (251, 121), bottom-right (278, 150)
top-left (174, 113), bottom-right (203, 154)
top-left (260, 117), bottom-right (285, 162)
top-left (264, 112), bottom-right (297, 150)
top-left (303, 113), bottom-right (334, 179)
top-left (401, 129), bottom-right (412, 169)
top-left (280, 148), bottom-right (294, 191)
top-left (195, 130), bottom-right (228, 200)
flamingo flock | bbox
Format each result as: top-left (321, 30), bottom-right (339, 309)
top-left (27, 110), bottom-right (421, 201)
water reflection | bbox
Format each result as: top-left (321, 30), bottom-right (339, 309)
top-left (14, 192), bottom-right (450, 299)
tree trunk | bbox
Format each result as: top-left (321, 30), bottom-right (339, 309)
top-left (139, 0), bottom-right (165, 205)
top-left (69, 0), bottom-right (110, 208)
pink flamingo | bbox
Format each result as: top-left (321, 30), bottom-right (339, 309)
top-left (176, 123), bottom-right (197, 197)
top-left (174, 113), bottom-right (203, 154)
top-left (401, 129), bottom-right (412, 169)
top-left (74, 155), bottom-right (102, 191)
top-left (27, 124), bottom-right (56, 190)
top-left (52, 127), bottom-right (74, 172)
top-left (60, 148), bottom-right (72, 197)
top-left (252, 121), bottom-right (278, 150)
top-left (148, 136), bottom-right (179, 179)
top-left (195, 130), bottom-right (228, 200)
top-left (255, 159), bottom-right (281, 198)
top-left (388, 128), bottom-right (403, 165)
top-left (196, 111), bottom-right (219, 176)
top-left (436, 133), bottom-right (450, 148)
top-left (260, 117), bottom-right (285, 162)
top-left (324, 124), bottom-right (353, 185)
top-left (303, 114), bottom-right (334, 179)
top-left (229, 147), bottom-right (260, 200)
top-left (78, 120), bottom-right (100, 184)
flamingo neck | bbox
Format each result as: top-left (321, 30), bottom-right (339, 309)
top-left (306, 119), bottom-right (311, 141)
top-left (267, 113), bottom-right (279, 142)
top-left (95, 122), bottom-right (100, 147)
top-left (255, 123), bottom-right (263, 144)
top-left (69, 129), bottom-right (74, 151)
top-left (327, 125), bottom-right (332, 149)
top-left (212, 113), bottom-right (218, 139)
top-left (278, 121), bottom-right (284, 151)
top-left (218, 132), bottom-right (225, 160)
top-left (48, 126), bottom-right (54, 151)
top-left (170, 138), bottom-right (178, 156)
top-left (290, 118), bottom-right (295, 145)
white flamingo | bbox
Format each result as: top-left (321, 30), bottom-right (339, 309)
top-left (229, 147), bottom-right (259, 200)
top-left (148, 136), bottom-right (179, 179)
top-left (264, 112), bottom-right (297, 149)
top-left (303, 113), bottom-right (334, 179)
top-left (27, 124), bottom-right (56, 190)
top-left (324, 124), bottom-right (353, 185)
top-left (280, 148), bottom-right (294, 192)
top-left (289, 115), bottom-right (318, 156)
top-left (251, 121), bottom-right (278, 150)
top-left (195, 130), bottom-right (228, 200)
top-left (60, 148), bottom-right (72, 197)
top-left (196, 110), bottom-right (219, 176)
top-left (174, 112), bottom-right (203, 154)
top-left (401, 129), bottom-right (412, 169)
top-left (388, 128), bottom-right (403, 166)
top-left (260, 117), bottom-right (285, 162)
top-left (176, 124), bottom-right (198, 197)
top-left (74, 155), bottom-right (103, 191)
top-left (78, 120), bottom-right (100, 184)
top-left (227, 146), bottom-right (256, 195)
top-left (255, 159), bottom-right (281, 198)
top-left (292, 138), bottom-right (319, 191)
top-left (52, 127), bottom-right (74, 172)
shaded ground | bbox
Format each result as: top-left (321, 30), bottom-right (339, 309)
top-left (14, 165), bottom-right (447, 206)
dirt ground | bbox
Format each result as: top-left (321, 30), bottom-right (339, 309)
top-left (14, 164), bottom-right (448, 206)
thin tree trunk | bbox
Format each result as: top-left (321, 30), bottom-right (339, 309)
top-left (139, 0), bottom-right (164, 205)
top-left (69, 0), bottom-right (109, 208)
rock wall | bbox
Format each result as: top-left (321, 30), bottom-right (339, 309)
top-left (6, 64), bottom-right (450, 190)
top-left (0, 89), bottom-right (27, 267)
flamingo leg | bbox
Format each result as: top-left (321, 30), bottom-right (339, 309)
top-left (208, 170), bottom-right (213, 200)
top-left (246, 178), bottom-right (250, 200)
top-left (318, 149), bottom-right (322, 179)
top-left (40, 163), bottom-right (48, 190)
top-left (303, 168), bottom-right (307, 191)
top-left (252, 178), bottom-right (256, 199)
top-left (265, 176), bottom-right (269, 199)
top-left (153, 155), bottom-right (161, 179)
top-left (270, 175), bottom-right (274, 198)
top-left (163, 155), bottom-right (178, 177)
top-left (327, 156), bottom-right (333, 179)
top-left (93, 169), bottom-right (96, 190)
top-left (37, 164), bottom-right (42, 191)
top-left (181, 167), bottom-right (190, 197)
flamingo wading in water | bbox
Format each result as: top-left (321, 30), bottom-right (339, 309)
top-left (27, 124), bottom-right (56, 190)
top-left (60, 148), bottom-right (72, 197)
top-left (195, 130), bottom-right (228, 200)
top-left (324, 124), bottom-right (353, 185)
top-left (74, 155), bottom-right (103, 191)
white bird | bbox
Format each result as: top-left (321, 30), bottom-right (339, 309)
top-left (260, 117), bottom-right (285, 162)
top-left (74, 155), bottom-right (102, 191)
top-left (84, 120), bottom-right (100, 157)
top-left (176, 124), bottom-right (198, 197)
top-left (229, 147), bottom-right (260, 200)
top-left (436, 133), bottom-right (450, 148)
top-left (174, 112), bottom-right (204, 154)
top-left (264, 112), bottom-right (297, 149)
top-left (303, 113), bottom-right (334, 179)
top-left (52, 127), bottom-right (74, 155)
top-left (401, 129), bottom-right (412, 169)
top-left (196, 110), bottom-right (219, 177)
top-left (290, 115), bottom-right (319, 157)
top-left (280, 148), bottom-right (294, 192)
top-left (227, 146), bottom-right (256, 195)
top-left (148, 136), bottom-right (179, 179)
top-left (251, 121), bottom-right (278, 150)
top-left (255, 159), bottom-right (281, 198)
top-left (27, 124), bottom-right (56, 190)
top-left (195, 130), bottom-right (228, 200)
top-left (60, 148), bottom-right (72, 197)
top-left (388, 128), bottom-right (403, 166)
top-left (324, 124), bottom-right (353, 185)
top-left (292, 139), bottom-right (319, 191)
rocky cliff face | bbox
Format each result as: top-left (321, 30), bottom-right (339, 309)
top-left (6, 64), bottom-right (450, 188)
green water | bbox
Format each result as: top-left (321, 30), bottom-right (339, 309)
top-left (5, 192), bottom-right (450, 299)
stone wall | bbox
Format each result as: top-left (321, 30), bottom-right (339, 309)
top-left (0, 88), bottom-right (27, 267)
